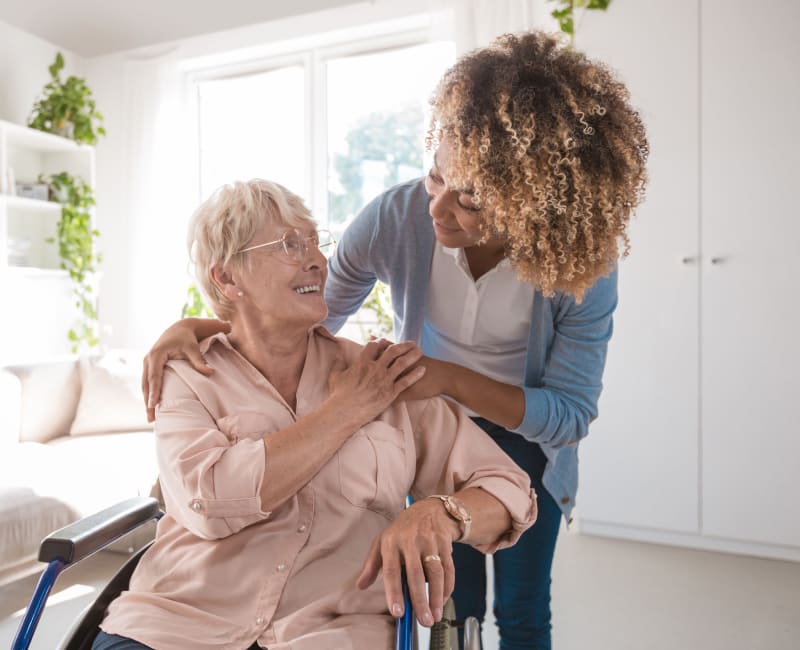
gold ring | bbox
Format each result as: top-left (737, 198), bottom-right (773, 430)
top-left (423, 554), bottom-right (442, 563)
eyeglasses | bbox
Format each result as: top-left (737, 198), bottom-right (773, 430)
top-left (236, 228), bottom-right (336, 263)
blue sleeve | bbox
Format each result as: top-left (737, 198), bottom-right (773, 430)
top-left (512, 269), bottom-right (617, 449)
top-left (323, 196), bottom-right (382, 334)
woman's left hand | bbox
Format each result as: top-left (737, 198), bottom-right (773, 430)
top-left (356, 499), bottom-right (461, 627)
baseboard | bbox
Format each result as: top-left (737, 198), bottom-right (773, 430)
top-left (577, 519), bottom-right (800, 563)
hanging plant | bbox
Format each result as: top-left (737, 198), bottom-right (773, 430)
top-left (361, 281), bottom-right (393, 340)
top-left (547, 0), bottom-right (613, 41)
top-left (181, 282), bottom-right (215, 318)
top-left (41, 172), bottom-right (102, 352)
top-left (28, 52), bottom-right (106, 145)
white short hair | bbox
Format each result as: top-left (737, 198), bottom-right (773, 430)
top-left (187, 179), bottom-right (315, 319)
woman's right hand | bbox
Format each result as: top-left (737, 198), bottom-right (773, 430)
top-left (327, 339), bottom-right (426, 428)
top-left (141, 318), bottom-right (230, 422)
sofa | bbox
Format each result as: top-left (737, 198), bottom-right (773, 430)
top-left (0, 350), bottom-right (160, 585)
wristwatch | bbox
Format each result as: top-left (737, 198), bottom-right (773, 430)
top-left (427, 494), bottom-right (472, 542)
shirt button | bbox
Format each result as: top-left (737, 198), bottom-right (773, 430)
top-left (191, 500), bottom-right (202, 512)
top-left (560, 496), bottom-right (571, 505)
top-left (297, 525), bottom-right (307, 533)
top-left (276, 564), bottom-right (286, 572)
top-left (256, 617), bottom-right (264, 625)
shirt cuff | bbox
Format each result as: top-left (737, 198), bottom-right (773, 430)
top-left (468, 483), bottom-right (538, 554)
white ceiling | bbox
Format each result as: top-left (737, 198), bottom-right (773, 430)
top-left (0, 0), bottom-right (360, 57)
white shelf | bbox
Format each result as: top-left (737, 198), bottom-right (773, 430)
top-left (0, 266), bottom-right (68, 280)
top-left (0, 119), bottom-right (94, 154)
top-left (0, 121), bottom-right (95, 359)
top-left (0, 194), bottom-right (61, 214)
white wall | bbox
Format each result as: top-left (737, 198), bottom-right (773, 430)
top-left (0, 20), bottom-right (84, 125)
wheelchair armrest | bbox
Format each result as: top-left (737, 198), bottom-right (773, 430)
top-left (38, 497), bottom-right (162, 565)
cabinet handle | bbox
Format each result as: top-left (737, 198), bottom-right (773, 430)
top-left (681, 256), bottom-right (697, 264)
top-left (710, 257), bottom-right (725, 265)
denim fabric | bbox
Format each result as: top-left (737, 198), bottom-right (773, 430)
top-left (92, 631), bottom-right (262, 649)
top-left (92, 631), bottom-right (154, 650)
top-left (452, 418), bottom-right (562, 650)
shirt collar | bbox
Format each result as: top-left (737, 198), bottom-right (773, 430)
top-left (439, 243), bottom-right (511, 271)
top-left (199, 324), bottom-right (336, 355)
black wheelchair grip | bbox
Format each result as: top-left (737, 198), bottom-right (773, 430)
top-left (38, 497), bottom-right (162, 565)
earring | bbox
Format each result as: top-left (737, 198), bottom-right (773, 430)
top-left (237, 291), bottom-right (244, 297)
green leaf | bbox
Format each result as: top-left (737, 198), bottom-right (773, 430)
top-left (558, 14), bottom-right (574, 35)
top-left (48, 52), bottom-right (64, 78)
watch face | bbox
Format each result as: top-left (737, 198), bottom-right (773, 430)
top-left (445, 496), bottom-right (471, 523)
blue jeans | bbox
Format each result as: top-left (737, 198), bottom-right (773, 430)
top-left (92, 632), bottom-right (153, 650)
top-left (452, 418), bottom-right (562, 650)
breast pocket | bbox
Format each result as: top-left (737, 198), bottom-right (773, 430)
top-left (337, 421), bottom-right (409, 520)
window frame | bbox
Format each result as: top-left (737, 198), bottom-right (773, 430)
top-left (186, 20), bottom-right (447, 228)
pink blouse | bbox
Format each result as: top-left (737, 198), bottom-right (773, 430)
top-left (100, 328), bottom-right (536, 650)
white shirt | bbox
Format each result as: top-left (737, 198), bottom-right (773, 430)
top-left (421, 243), bottom-right (535, 415)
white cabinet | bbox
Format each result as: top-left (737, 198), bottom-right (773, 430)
top-left (699, 0), bottom-right (800, 551)
top-left (0, 119), bottom-right (96, 362)
top-left (574, 0), bottom-right (800, 562)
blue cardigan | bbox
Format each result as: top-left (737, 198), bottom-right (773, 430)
top-left (324, 178), bottom-right (617, 520)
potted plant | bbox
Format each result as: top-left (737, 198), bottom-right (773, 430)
top-left (28, 52), bottom-right (106, 146)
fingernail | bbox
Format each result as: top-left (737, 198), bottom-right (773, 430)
top-left (433, 607), bottom-right (442, 621)
top-left (391, 603), bottom-right (403, 617)
top-left (422, 611), bottom-right (433, 626)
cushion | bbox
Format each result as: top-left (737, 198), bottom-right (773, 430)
top-left (0, 486), bottom-right (78, 572)
top-left (69, 350), bottom-right (151, 436)
top-left (2, 360), bottom-right (81, 443)
top-left (47, 431), bottom-right (159, 516)
top-left (0, 369), bottom-right (22, 448)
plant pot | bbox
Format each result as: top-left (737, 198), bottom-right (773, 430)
top-left (54, 120), bottom-right (75, 140)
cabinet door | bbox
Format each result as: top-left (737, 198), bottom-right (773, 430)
top-left (575, 0), bottom-right (701, 532)
top-left (701, 0), bottom-right (800, 546)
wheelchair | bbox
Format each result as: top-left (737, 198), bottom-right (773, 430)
top-left (11, 497), bottom-right (480, 650)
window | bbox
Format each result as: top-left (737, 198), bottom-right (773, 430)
top-left (193, 26), bottom-right (455, 339)
top-left (325, 41), bottom-right (454, 238)
top-left (198, 66), bottom-right (306, 201)
top-left (195, 34), bottom-right (455, 229)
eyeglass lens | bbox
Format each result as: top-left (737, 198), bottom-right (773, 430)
top-left (282, 229), bottom-right (335, 261)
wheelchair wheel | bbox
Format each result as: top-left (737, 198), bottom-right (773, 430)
top-left (428, 598), bottom-right (457, 650)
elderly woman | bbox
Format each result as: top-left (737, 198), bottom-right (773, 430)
top-left (93, 179), bottom-right (536, 650)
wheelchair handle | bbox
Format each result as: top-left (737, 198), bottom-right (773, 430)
top-left (39, 497), bottom-right (162, 565)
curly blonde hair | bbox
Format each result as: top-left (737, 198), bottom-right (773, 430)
top-left (429, 31), bottom-right (649, 300)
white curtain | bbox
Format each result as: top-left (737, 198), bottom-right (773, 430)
top-left (119, 51), bottom-right (197, 348)
top-left (442, 0), bottom-right (556, 54)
